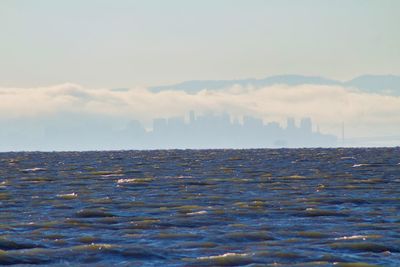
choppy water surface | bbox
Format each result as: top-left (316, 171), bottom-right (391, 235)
top-left (0, 148), bottom-right (399, 266)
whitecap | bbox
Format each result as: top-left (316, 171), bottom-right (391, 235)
top-left (334, 235), bottom-right (368, 240)
top-left (186, 210), bottom-right (207, 215)
top-left (0, 180), bottom-right (9, 188)
top-left (117, 178), bottom-right (138, 184)
top-left (352, 164), bottom-right (369, 168)
top-left (341, 156), bottom-right (355, 160)
top-left (101, 174), bottom-right (124, 177)
top-left (117, 178), bottom-right (153, 184)
top-left (177, 175), bottom-right (193, 179)
top-left (197, 252), bottom-right (249, 260)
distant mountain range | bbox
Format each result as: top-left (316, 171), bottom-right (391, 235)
top-left (150, 74), bottom-right (400, 95)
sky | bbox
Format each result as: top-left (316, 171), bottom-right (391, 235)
top-left (0, 0), bottom-right (400, 150)
top-left (1, 0), bottom-right (399, 88)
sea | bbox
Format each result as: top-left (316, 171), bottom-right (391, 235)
top-left (0, 148), bottom-right (399, 266)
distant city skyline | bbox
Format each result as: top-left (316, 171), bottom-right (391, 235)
top-left (2, 105), bottom-right (397, 151)
top-left (149, 112), bottom-right (336, 149)
top-left (0, 110), bottom-right (336, 151)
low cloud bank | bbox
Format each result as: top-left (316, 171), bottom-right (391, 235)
top-left (1, 83), bottom-right (400, 138)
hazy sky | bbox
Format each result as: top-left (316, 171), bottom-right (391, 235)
top-left (1, 0), bottom-right (399, 88)
top-left (1, 1), bottom-right (400, 149)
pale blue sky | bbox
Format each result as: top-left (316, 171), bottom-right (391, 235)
top-left (1, 0), bottom-right (399, 87)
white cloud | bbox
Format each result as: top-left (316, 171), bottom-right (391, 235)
top-left (0, 83), bottom-right (400, 138)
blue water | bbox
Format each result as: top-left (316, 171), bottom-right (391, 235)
top-left (0, 148), bottom-right (399, 266)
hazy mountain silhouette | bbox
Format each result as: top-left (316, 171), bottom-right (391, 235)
top-left (150, 74), bottom-right (400, 95)
top-left (345, 75), bottom-right (400, 95)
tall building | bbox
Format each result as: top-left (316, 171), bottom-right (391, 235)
top-left (153, 118), bottom-right (167, 133)
top-left (300, 118), bottom-right (312, 133)
top-left (189, 111), bottom-right (195, 124)
top-left (286, 117), bottom-right (296, 130)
